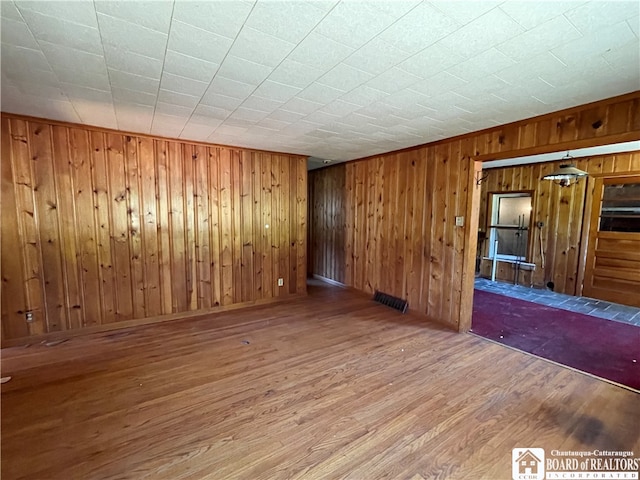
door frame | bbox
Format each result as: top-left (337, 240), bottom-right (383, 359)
top-left (575, 170), bottom-right (640, 297)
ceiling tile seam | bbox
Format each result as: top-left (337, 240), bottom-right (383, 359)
top-left (627, 18), bottom-right (640, 38)
top-left (224, 4), bottom-right (346, 116)
top-left (176, 0), bottom-right (259, 138)
top-left (496, 4), bottom-right (582, 33)
top-left (559, 11), bottom-right (589, 39)
top-left (93, 8), bottom-right (170, 36)
top-left (538, 76), bottom-right (555, 88)
top-left (291, 43), bottom-right (448, 136)
top-left (246, 45), bottom-right (384, 138)
top-left (429, 5), bottom-right (526, 61)
top-left (530, 95), bottom-right (549, 106)
top-left (149, 1), bottom-right (176, 134)
top-left (35, 39), bottom-right (108, 66)
top-left (430, 2), bottom-right (488, 27)
top-left (327, 14), bottom-right (464, 101)
top-left (496, 4), bottom-right (531, 31)
top-left (314, 66), bottom-right (373, 93)
top-left (14, 2), bottom-right (98, 30)
top-left (598, 53), bottom-right (620, 73)
top-left (92, 0), bottom-right (126, 131)
top-left (493, 17), bottom-right (584, 62)
top-left (108, 67), bottom-right (161, 86)
top-left (310, 2), bottom-right (429, 82)
top-left (178, 0), bottom-right (339, 141)
top-left (164, 48), bottom-right (218, 71)
top-left (548, 50), bottom-right (569, 68)
top-left (490, 92), bottom-right (509, 103)
top-left (12, 3), bottom-right (82, 121)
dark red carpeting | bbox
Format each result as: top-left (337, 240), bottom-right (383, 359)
top-left (471, 289), bottom-right (640, 390)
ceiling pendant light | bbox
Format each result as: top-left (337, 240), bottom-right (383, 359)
top-left (541, 152), bottom-right (589, 187)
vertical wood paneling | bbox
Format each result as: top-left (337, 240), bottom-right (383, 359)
top-left (125, 135), bottom-right (145, 319)
top-left (106, 134), bottom-right (134, 321)
top-left (183, 144), bottom-right (197, 311)
top-left (51, 126), bottom-right (83, 330)
top-left (1, 118), bottom-right (29, 340)
top-left (354, 163), bottom-right (366, 290)
top-left (309, 144), bottom-right (472, 328)
top-left (448, 141), bottom-right (463, 325)
top-left (430, 144), bottom-right (448, 322)
top-left (155, 140), bottom-right (173, 315)
top-left (194, 145), bottom-right (211, 310)
top-left (261, 152), bottom-right (273, 299)
top-left (309, 93), bottom-right (639, 329)
top-left (365, 159), bottom-right (377, 292)
top-left (219, 148), bottom-right (233, 306)
top-left (272, 155), bottom-right (282, 293)
top-left (29, 123), bottom-right (66, 332)
top-left (1, 115), bottom-right (307, 342)
top-left (11, 119), bottom-right (46, 335)
top-left (296, 161), bottom-right (307, 293)
top-left (479, 152), bottom-right (640, 294)
top-left (380, 157), bottom-right (393, 295)
top-left (209, 148), bottom-right (222, 307)
top-left (168, 142), bottom-right (186, 313)
top-left (407, 151), bottom-right (426, 311)
top-left (397, 154), bottom-right (410, 299)
top-left (231, 151), bottom-right (242, 303)
top-left (459, 157), bottom-right (482, 332)
top-left (139, 137), bottom-right (161, 317)
top-left (91, 131), bottom-right (117, 324)
top-left (373, 158), bottom-right (384, 293)
top-left (308, 164), bottom-right (346, 284)
top-left (288, 155), bottom-right (297, 295)
top-left (241, 151), bottom-right (254, 301)
top-left (252, 153), bottom-right (263, 299)
top-left (73, 128), bottom-right (102, 327)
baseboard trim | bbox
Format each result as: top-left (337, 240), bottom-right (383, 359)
top-left (1, 292), bottom-right (307, 348)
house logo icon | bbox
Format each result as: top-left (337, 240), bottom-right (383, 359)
top-left (512, 448), bottom-right (545, 480)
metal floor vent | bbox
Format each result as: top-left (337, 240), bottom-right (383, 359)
top-left (373, 291), bottom-right (408, 313)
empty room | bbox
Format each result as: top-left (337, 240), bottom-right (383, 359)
top-left (1, 1), bottom-right (639, 479)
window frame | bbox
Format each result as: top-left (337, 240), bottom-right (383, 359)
top-left (598, 178), bottom-right (640, 233)
top-left (486, 190), bottom-right (535, 262)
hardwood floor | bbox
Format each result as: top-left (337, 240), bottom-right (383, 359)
top-left (2, 281), bottom-right (639, 480)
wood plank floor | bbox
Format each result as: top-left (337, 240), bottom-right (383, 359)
top-left (2, 281), bottom-right (639, 480)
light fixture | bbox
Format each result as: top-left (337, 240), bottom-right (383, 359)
top-left (541, 153), bottom-right (588, 187)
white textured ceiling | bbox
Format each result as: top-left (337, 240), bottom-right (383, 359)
top-left (1, 1), bottom-right (639, 163)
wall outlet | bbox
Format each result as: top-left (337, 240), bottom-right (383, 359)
top-left (277, 278), bottom-right (284, 287)
top-left (25, 312), bottom-right (34, 322)
top-left (455, 216), bottom-right (464, 227)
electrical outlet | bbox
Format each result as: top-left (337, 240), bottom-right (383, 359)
top-left (25, 312), bottom-right (34, 322)
top-left (455, 216), bottom-right (464, 227)
top-left (277, 278), bottom-right (284, 287)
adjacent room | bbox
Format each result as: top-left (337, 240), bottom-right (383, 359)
top-left (2, 1), bottom-right (639, 479)
top-left (469, 146), bottom-right (640, 390)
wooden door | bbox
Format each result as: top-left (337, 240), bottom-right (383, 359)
top-left (583, 175), bottom-right (640, 307)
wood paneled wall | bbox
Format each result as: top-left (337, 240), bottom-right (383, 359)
top-left (1, 114), bottom-right (307, 342)
top-left (309, 91), bottom-right (640, 331)
top-left (478, 151), bottom-right (640, 294)
top-left (308, 165), bottom-right (346, 284)
top-left (311, 144), bottom-right (474, 331)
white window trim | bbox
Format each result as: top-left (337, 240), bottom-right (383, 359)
top-left (488, 192), bottom-right (531, 262)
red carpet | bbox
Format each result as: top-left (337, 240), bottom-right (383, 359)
top-left (471, 289), bottom-right (640, 390)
